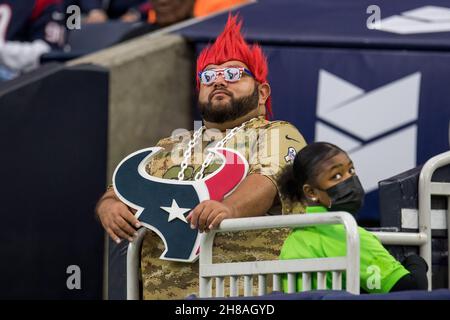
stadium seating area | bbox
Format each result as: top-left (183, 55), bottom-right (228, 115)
top-left (0, 0), bottom-right (448, 300)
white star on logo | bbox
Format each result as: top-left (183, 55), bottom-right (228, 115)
top-left (160, 199), bottom-right (191, 223)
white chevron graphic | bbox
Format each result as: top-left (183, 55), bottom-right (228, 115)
top-left (378, 6), bottom-right (450, 34)
top-left (315, 70), bottom-right (421, 192)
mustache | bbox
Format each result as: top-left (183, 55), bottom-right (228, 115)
top-left (198, 83), bottom-right (259, 123)
top-left (208, 88), bottom-right (232, 101)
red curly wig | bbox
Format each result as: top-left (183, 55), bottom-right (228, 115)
top-left (196, 14), bottom-right (272, 119)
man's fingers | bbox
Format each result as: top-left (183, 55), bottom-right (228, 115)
top-left (111, 224), bottom-right (133, 243)
top-left (116, 216), bottom-right (138, 240)
top-left (203, 208), bottom-right (221, 232)
top-left (97, 196), bottom-right (141, 242)
top-left (208, 213), bottom-right (225, 231)
top-left (121, 209), bottom-right (141, 228)
top-left (189, 203), bottom-right (205, 229)
top-left (198, 207), bottom-right (215, 232)
top-left (107, 226), bottom-right (130, 244)
top-left (106, 228), bottom-right (122, 244)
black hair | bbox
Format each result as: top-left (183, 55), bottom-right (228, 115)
top-left (277, 142), bottom-right (347, 202)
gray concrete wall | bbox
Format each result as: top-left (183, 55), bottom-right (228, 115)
top-left (69, 34), bottom-right (194, 181)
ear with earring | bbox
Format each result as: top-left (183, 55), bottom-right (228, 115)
top-left (303, 185), bottom-right (318, 204)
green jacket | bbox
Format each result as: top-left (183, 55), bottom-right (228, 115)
top-left (279, 206), bottom-right (409, 293)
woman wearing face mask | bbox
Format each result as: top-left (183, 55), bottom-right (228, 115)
top-left (277, 142), bottom-right (428, 293)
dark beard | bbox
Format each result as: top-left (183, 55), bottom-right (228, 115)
top-left (198, 84), bottom-right (259, 123)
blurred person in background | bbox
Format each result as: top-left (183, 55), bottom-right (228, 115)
top-left (0, 0), bottom-right (66, 81)
top-left (67, 0), bottom-right (252, 28)
top-left (147, 0), bottom-right (250, 27)
top-left (65, 0), bottom-right (150, 23)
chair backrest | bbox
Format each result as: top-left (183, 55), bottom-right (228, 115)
top-left (418, 151), bottom-right (450, 289)
top-left (377, 150), bottom-right (450, 290)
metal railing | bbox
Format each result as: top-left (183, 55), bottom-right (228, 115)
top-left (199, 212), bottom-right (360, 297)
top-left (418, 150), bottom-right (450, 289)
top-left (369, 150), bottom-right (450, 290)
top-left (126, 227), bottom-right (147, 300)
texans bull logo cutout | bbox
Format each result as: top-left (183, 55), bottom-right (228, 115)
top-left (113, 147), bottom-right (248, 262)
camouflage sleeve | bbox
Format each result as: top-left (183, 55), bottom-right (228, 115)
top-left (143, 133), bottom-right (189, 177)
top-left (249, 121), bottom-right (306, 182)
top-left (248, 121), bottom-right (307, 214)
top-left (143, 136), bottom-right (176, 173)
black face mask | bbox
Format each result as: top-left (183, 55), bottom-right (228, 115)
top-left (323, 175), bottom-right (365, 215)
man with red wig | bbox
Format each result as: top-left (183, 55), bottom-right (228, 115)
top-left (96, 14), bottom-right (306, 299)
